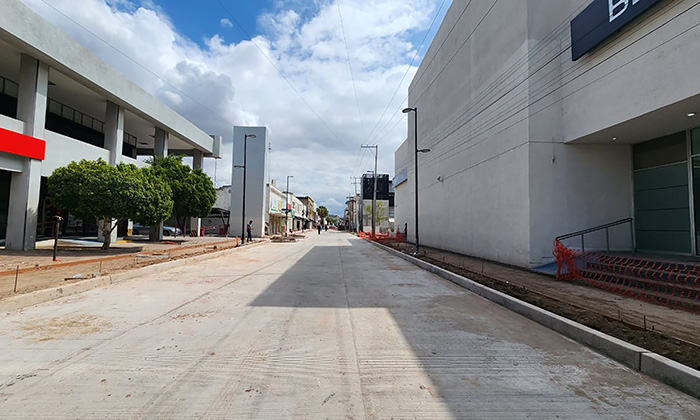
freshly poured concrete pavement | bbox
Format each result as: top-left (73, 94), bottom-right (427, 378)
top-left (0, 232), bottom-right (698, 418)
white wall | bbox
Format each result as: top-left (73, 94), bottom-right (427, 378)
top-left (403, 0), bottom-right (532, 266)
top-left (396, 0), bottom-right (700, 267)
top-left (393, 139), bottom-right (412, 238)
top-left (230, 126), bottom-right (268, 238)
top-left (41, 130), bottom-right (110, 177)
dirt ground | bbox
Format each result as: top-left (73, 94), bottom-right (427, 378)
top-left (385, 241), bottom-right (700, 371)
top-left (0, 236), bottom-right (242, 298)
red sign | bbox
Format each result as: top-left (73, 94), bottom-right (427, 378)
top-left (0, 127), bottom-right (46, 160)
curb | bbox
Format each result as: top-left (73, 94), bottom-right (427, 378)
top-left (370, 241), bottom-right (700, 400)
top-left (0, 240), bottom-right (267, 313)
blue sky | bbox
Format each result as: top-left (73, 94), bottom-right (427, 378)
top-left (22, 0), bottom-right (452, 215)
top-left (157, 1), bottom-right (274, 45)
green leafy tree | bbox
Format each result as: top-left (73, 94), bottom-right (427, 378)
top-left (317, 206), bottom-right (329, 223)
top-left (147, 155), bottom-right (217, 235)
top-left (48, 159), bottom-right (173, 249)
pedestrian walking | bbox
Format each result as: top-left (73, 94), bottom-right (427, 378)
top-left (246, 220), bottom-right (254, 243)
top-left (317, 224), bottom-right (322, 234)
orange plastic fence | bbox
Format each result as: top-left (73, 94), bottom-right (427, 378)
top-left (359, 232), bottom-right (406, 243)
top-left (553, 239), bottom-right (700, 312)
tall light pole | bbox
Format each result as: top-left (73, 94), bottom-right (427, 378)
top-left (361, 144), bottom-right (378, 235)
top-left (403, 107), bottom-right (430, 255)
top-left (239, 133), bottom-right (256, 243)
top-left (285, 175), bottom-right (294, 236)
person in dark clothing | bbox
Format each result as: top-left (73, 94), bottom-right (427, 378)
top-left (246, 220), bottom-right (253, 242)
top-left (317, 224), bottom-right (322, 234)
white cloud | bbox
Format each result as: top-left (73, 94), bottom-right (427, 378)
top-left (19, 0), bottom-right (446, 215)
top-left (220, 18), bottom-right (233, 28)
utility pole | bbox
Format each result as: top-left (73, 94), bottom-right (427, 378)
top-left (352, 177), bottom-right (361, 232)
top-left (346, 195), bottom-right (354, 231)
top-left (361, 144), bottom-right (378, 235)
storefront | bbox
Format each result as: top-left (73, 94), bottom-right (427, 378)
top-left (634, 127), bottom-right (700, 255)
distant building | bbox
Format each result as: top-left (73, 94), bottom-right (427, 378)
top-left (360, 173), bottom-right (391, 233)
top-left (230, 126), bottom-right (268, 239)
top-left (266, 180), bottom-right (286, 235)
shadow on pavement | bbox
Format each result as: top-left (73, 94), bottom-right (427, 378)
top-left (247, 235), bottom-right (697, 417)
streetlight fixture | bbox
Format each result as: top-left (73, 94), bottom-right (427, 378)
top-left (285, 175), bottom-right (294, 236)
top-left (403, 106), bottom-right (430, 256)
top-left (237, 133), bottom-right (256, 244)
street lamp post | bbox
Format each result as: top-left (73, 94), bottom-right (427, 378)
top-left (239, 133), bottom-right (256, 244)
top-left (285, 175), bottom-right (294, 236)
top-left (361, 144), bottom-right (378, 235)
top-left (403, 107), bottom-right (430, 255)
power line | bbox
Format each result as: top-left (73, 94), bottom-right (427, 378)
top-left (364, 0), bottom-right (448, 143)
top-left (337, 0), bottom-right (366, 140)
top-left (418, 0), bottom-right (700, 178)
top-left (37, 0), bottom-right (234, 129)
top-left (214, 0), bottom-right (343, 143)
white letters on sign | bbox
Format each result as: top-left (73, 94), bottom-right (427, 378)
top-left (609, 0), bottom-right (642, 23)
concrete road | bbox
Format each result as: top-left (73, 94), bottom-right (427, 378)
top-left (0, 232), bottom-right (698, 419)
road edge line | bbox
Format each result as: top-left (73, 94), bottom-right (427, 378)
top-left (369, 240), bottom-right (700, 401)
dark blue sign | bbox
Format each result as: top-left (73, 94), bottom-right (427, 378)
top-left (571, 0), bottom-right (663, 61)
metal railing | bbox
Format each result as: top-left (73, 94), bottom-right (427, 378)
top-left (555, 217), bottom-right (634, 253)
top-left (2, 75), bottom-right (138, 151)
top-left (47, 98), bottom-right (138, 150)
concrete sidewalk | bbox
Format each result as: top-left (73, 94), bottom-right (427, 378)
top-left (0, 232), bottom-right (698, 418)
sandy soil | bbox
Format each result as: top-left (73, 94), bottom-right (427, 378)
top-left (0, 236), bottom-right (241, 298)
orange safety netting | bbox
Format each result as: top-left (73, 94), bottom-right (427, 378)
top-left (359, 231), bottom-right (406, 244)
top-left (553, 239), bottom-right (700, 313)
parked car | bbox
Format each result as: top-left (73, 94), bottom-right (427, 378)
top-left (132, 224), bottom-right (182, 236)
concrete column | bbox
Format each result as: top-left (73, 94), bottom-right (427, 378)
top-left (154, 127), bottom-right (168, 157)
top-left (5, 55), bottom-right (48, 251)
top-left (150, 128), bottom-right (169, 242)
top-left (99, 101), bottom-right (125, 244)
top-left (189, 149), bottom-right (204, 236)
top-left (105, 101), bottom-right (124, 166)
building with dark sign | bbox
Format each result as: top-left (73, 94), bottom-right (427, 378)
top-left (360, 173), bottom-right (392, 232)
top-left (394, 0), bottom-right (700, 267)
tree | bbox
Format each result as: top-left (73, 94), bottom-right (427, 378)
top-left (147, 155), bottom-right (216, 235)
top-left (317, 206), bottom-right (329, 224)
top-left (48, 159), bottom-right (173, 249)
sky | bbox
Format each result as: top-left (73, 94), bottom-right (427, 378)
top-left (20, 0), bottom-right (451, 215)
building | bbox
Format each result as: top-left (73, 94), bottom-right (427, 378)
top-left (201, 185), bottom-right (231, 235)
top-left (290, 194), bottom-right (306, 231)
top-left (266, 180), bottom-right (286, 235)
top-left (230, 126), bottom-right (269, 239)
top-left (360, 173), bottom-right (391, 233)
top-left (394, 0), bottom-right (700, 267)
top-left (298, 196), bottom-right (316, 230)
top-left (0, 0), bottom-right (220, 249)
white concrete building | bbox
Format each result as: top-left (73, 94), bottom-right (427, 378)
top-left (395, 0), bottom-right (700, 267)
top-left (266, 180), bottom-right (286, 235)
top-left (0, 0), bottom-right (220, 249)
top-left (230, 126), bottom-right (269, 239)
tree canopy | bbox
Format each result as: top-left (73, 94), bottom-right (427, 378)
top-left (147, 155), bottom-right (217, 232)
top-left (48, 159), bottom-right (173, 249)
top-left (317, 206), bottom-right (329, 222)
